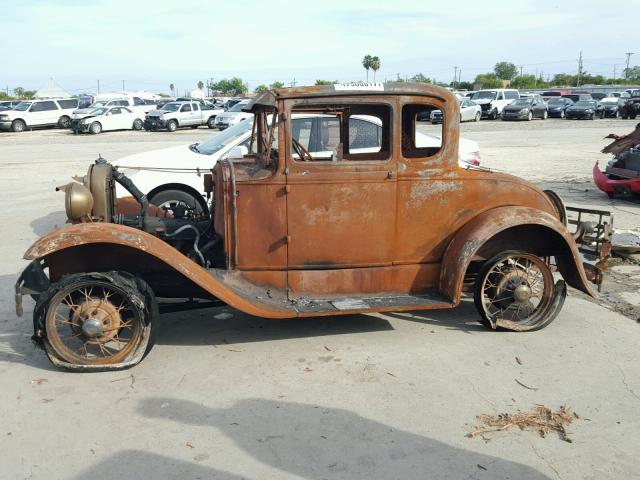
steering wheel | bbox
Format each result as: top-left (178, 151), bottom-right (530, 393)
top-left (292, 138), bottom-right (313, 162)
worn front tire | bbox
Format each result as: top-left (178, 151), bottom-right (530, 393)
top-left (473, 251), bottom-right (565, 332)
top-left (34, 272), bottom-right (158, 371)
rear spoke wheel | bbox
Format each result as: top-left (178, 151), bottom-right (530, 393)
top-left (474, 251), bottom-right (561, 331)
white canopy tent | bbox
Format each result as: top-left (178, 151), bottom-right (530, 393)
top-left (34, 78), bottom-right (71, 99)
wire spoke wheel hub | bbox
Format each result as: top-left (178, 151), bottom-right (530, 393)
top-left (474, 252), bottom-right (557, 331)
top-left (44, 281), bottom-right (143, 365)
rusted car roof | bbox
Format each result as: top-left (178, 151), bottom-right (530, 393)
top-left (244, 82), bottom-right (453, 113)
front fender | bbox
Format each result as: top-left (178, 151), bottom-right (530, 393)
top-left (440, 206), bottom-right (595, 304)
top-left (24, 223), bottom-right (292, 319)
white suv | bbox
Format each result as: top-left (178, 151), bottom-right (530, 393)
top-left (0, 98), bottom-right (78, 132)
top-left (469, 89), bottom-right (519, 119)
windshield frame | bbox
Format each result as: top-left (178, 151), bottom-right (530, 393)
top-left (471, 91), bottom-right (497, 100)
top-left (229, 102), bottom-right (248, 112)
top-left (14, 102), bottom-right (32, 111)
top-left (88, 107), bottom-right (109, 116)
top-left (160, 102), bottom-right (182, 112)
top-left (511, 98), bottom-right (533, 106)
top-left (195, 119), bottom-right (254, 155)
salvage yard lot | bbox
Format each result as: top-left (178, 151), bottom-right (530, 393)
top-left (1, 119), bottom-right (639, 479)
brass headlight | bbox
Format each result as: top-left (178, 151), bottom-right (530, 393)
top-left (57, 182), bottom-right (94, 222)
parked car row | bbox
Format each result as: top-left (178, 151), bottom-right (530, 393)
top-left (422, 88), bottom-right (640, 124)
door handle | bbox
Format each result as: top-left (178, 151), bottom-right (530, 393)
top-left (387, 171), bottom-right (394, 179)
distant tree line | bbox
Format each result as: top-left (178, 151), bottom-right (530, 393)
top-left (470, 61), bottom-right (640, 89)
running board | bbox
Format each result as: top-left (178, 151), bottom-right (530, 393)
top-left (290, 292), bottom-right (454, 317)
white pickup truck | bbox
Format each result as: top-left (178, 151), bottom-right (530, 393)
top-left (143, 101), bottom-right (224, 131)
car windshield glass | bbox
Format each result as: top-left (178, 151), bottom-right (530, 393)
top-left (575, 101), bottom-right (594, 107)
top-left (161, 103), bottom-right (181, 112)
top-left (229, 102), bottom-right (247, 112)
top-left (89, 108), bottom-right (108, 115)
top-left (14, 102), bottom-right (32, 111)
top-left (548, 99), bottom-right (565, 105)
top-left (92, 101), bottom-right (108, 107)
top-left (512, 99), bottom-right (533, 106)
top-left (471, 91), bottom-right (497, 100)
top-left (196, 120), bottom-right (254, 155)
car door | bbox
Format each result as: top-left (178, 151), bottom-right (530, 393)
top-left (191, 103), bottom-right (202, 124)
top-left (115, 107), bottom-right (134, 129)
top-left (496, 91), bottom-right (505, 111)
top-left (460, 100), bottom-right (471, 121)
top-left (103, 107), bottom-right (120, 130)
top-left (284, 99), bottom-right (397, 273)
top-left (180, 103), bottom-right (193, 125)
top-left (30, 101), bottom-right (59, 126)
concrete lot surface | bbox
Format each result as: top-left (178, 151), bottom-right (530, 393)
top-left (1, 120), bottom-right (639, 479)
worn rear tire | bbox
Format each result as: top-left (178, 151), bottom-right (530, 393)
top-left (473, 250), bottom-right (564, 332)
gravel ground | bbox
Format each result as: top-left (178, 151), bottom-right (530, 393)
top-left (1, 119), bottom-right (639, 479)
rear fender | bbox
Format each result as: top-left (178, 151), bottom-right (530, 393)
top-left (440, 206), bottom-right (595, 304)
top-left (23, 223), bottom-right (291, 319)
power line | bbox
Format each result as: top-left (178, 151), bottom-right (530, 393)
top-left (625, 52), bottom-right (634, 78)
top-left (576, 51), bottom-right (583, 86)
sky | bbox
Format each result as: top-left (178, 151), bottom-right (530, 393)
top-left (0, 0), bottom-right (638, 95)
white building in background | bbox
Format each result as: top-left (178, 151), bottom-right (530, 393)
top-left (96, 90), bottom-right (163, 101)
top-left (34, 78), bottom-right (71, 99)
top-left (188, 88), bottom-right (206, 100)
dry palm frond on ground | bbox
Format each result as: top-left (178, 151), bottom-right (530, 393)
top-left (467, 405), bottom-right (578, 442)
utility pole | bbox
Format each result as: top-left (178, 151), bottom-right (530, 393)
top-left (453, 66), bottom-right (458, 88)
top-left (290, 77), bottom-right (297, 87)
top-left (97, 79), bottom-right (100, 94)
top-left (577, 51), bottom-right (583, 87)
top-left (625, 52), bottom-right (634, 79)
top-left (458, 68), bottom-right (462, 85)
top-left (519, 65), bottom-right (523, 77)
top-left (122, 80), bottom-right (125, 92)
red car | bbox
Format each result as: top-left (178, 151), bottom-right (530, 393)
top-left (593, 125), bottom-right (640, 198)
top-left (593, 161), bottom-right (640, 198)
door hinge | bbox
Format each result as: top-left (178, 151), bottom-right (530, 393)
top-left (284, 167), bottom-right (289, 176)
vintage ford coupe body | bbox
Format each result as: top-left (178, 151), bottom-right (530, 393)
top-left (16, 83), bottom-right (606, 370)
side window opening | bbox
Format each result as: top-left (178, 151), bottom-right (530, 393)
top-left (290, 103), bottom-right (391, 162)
top-left (402, 103), bottom-right (444, 159)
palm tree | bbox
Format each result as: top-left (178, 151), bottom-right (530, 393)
top-left (169, 83), bottom-right (175, 95)
top-left (362, 55), bottom-right (373, 82)
top-left (370, 56), bottom-right (381, 82)
top-left (197, 80), bottom-right (204, 90)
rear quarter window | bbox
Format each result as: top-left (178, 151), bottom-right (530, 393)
top-left (31, 101), bottom-right (58, 112)
top-left (402, 103), bottom-right (443, 159)
top-left (57, 99), bottom-right (78, 109)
